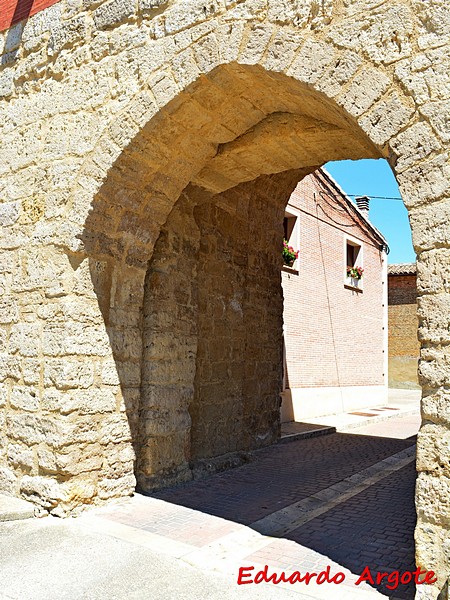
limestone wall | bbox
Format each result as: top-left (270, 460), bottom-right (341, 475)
top-left (0, 0), bottom-right (449, 596)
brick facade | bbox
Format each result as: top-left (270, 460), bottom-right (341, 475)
top-left (388, 266), bottom-right (420, 389)
top-left (281, 169), bottom-right (388, 420)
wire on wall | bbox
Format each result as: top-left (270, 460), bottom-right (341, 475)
top-left (313, 192), bottom-right (346, 413)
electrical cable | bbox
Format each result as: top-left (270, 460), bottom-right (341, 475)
top-left (313, 192), bottom-right (346, 413)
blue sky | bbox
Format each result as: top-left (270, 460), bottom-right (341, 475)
top-left (325, 159), bottom-right (415, 265)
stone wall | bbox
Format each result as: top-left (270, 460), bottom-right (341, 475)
top-left (138, 171), bottom-right (300, 491)
top-left (191, 171), bottom-right (300, 462)
top-left (0, 0), bottom-right (449, 595)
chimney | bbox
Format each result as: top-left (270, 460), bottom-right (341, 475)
top-left (355, 196), bottom-right (370, 220)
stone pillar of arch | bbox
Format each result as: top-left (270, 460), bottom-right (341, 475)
top-left (0, 0), bottom-right (449, 595)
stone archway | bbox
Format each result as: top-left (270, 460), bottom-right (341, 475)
top-left (0, 1), bottom-right (449, 596)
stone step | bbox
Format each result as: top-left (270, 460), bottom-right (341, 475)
top-left (0, 494), bottom-right (35, 521)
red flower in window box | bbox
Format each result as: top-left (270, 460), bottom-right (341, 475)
top-left (283, 239), bottom-right (299, 267)
top-left (347, 266), bottom-right (364, 279)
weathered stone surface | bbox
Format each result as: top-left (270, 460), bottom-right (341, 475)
top-left (0, 466), bottom-right (17, 495)
top-left (416, 473), bottom-right (450, 527)
top-left (10, 386), bottom-right (39, 412)
top-left (7, 443), bottom-right (34, 472)
top-left (20, 475), bottom-right (65, 510)
top-left (0, 0), bottom-right (449, 591)
top-left (43, 360), bottom-right (95, 390)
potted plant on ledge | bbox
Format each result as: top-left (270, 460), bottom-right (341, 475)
top-left (347, 265), bottom-right (364, 287)
top-left (283, 239), bottom-right (299, 268)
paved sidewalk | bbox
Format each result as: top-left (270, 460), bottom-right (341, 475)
top-left (0, 414), bottom-right (421, 600)
top-left (282, 389), bottom-right (420, 438)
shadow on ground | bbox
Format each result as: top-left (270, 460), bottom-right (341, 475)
top-left (150, 432), bottom-right (417, 599)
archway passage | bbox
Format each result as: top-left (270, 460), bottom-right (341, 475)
top-left (80, 64), bottom-right (382, 492)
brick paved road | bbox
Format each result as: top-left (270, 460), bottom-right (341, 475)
top-left (150, 431), bottom-right (417, 599)
top-left (288, 462), bottom-right (416, 599)
top-left (153, 432), bottom-right (415, 526)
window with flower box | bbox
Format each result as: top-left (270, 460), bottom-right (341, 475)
top-left (344, 235), bottom-right (364, 290)
top-left (282, 208), bottom-right (300, 272)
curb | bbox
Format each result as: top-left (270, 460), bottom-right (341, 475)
top-left (279, 425), bottom-right (336, 444)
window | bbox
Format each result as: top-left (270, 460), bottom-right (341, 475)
top-left (283, 207), bottom-right (300, 271)
top-left (344, 236), bottom-right (363, 289)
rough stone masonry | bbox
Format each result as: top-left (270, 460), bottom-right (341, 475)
top-left (0, 0), bottom-right (449, 597)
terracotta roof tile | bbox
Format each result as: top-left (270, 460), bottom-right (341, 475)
top-left (388, 263), bottom-right (417, 275)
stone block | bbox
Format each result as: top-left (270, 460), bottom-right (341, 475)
top-left (358, 94), bottom-right (415, 146)
top-left (22, 359), bottom-right (41, 385)
top-left (0, 297), bottom-right (19, 324)
top-left (164, 0), bottom-right (222, 35)
top-left (171, 48), bottom-right (200, 89)
top-left (54, 444), bottom-right (103, 476)
top-left (416, 473), bottom-right (450, 527)
top-left (10, 386), bottom-right (39, 412)
top-left (42, 322), bottom-right (111, 357)
top-left (288, 39), bottom-right (335, 85)
top-left (93, 0), bottom-right (137, 30)
top-left (391, 122), bottom-right (441, 173)
top-left (0, 70), bottom-right (14, 98)
top-left (20, 475), bottom-right (64, 509)
top-left (339, 68), bottom-right (390, 118)
top-left (0, 385), bottom-right (6, 410)
top-left (97, 472), bottom-right (135, 500)
top-left (0, 466), bottom-right (17, 495)
top-left (0, 355), bottom-right (21, 382)
top-left (239, 24), bottom-right (274, 66)
top-left (422, 388), bottom-right (450, 425)
top-left (139, 0), bottom-right (168, 13)
top-left (7, 414), bottom-right (49, 445)
top-left (9, 323), bottom-right (40, 357)
top-left (193, 33), bottom-right (221, 73)
top-left (0, 201), bottom-right (20, 226)
top-left (418, 294), bottom-right (450, 345)
top-left (148, 70), bottom-right (179, 108)
top-left (417, 423), bottom-right (450, 478)
top-left (44, 359), bottom-right (95, 389)
top-left (42, 387), bottom-right (117, 415)
top-left (7, 443), bottom-right (34, 472)
top-left (100, 414), bottom-right (132, 444)
top-left (37, 447), bottom-right (57, 473)
top-left (420, 100), bottom-right (450, 143)
top-left (417, 249), bottom-right (450, 295)
top-left (47, 15), bottom-right (89, 55)
top-left (409, 197), bottom-right (450, 251)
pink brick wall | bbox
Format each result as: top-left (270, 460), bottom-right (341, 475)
top-left (282, 170), bottom-right (386, 390)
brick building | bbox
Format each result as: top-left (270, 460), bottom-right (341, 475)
top-left (280, 169), bottom-right (388, 422)
top-left (387, 264), bottom-right (420, 389)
